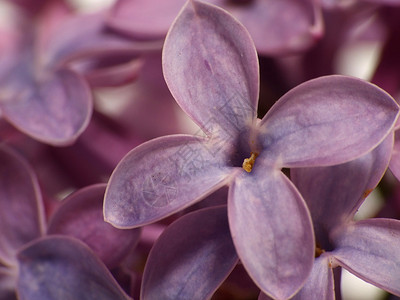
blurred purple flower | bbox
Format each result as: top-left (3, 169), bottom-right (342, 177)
top-left (0, 1), bottom-right (154, 145)
top-left (258, 134), bottom-right (400, 299)
top-left (108, 0), bottom-right (323, 56)
top-left (104, 1), bottom-right (399, 298)
top-left (0, 145), bottom-right (138, 299)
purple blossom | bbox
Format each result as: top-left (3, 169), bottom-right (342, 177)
top-left (256, 134), bottom-right (400, 299)
top-left (0, 145), bottom-right (138, 298)
top-left (0, 0), bottom-right (149, 145)
top-left (104, 1), bottom-right (399, 298)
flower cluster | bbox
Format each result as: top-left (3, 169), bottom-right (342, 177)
top-left (1, 0), bottom-right (400, 299)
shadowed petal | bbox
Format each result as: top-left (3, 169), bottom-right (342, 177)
top-left (259, 75), bottom-right (399, 168)
top-left (1, 69), bottom-right (92, 146)
top-left (291, 134), bottom-right (393, 243)
top-left (141, 206), bottom-right (238, 300)
top-left (47, 184), bottom-right (141, 269)
top-left (258, 255), bottom-right (335, 300)
top-left (228, 168), bottom-right (314, 300)
top-left (108, 0), bottom-right (186, 39)
top-left (162, 0), bottom-right (258, 138)
top-left (104, 135), bottom-right (236, 228)
top-left (0, 146), bottom-right (45, 266)
top-left (332, 219), bottom-right (400, 297)
top-left (16, 236), bottom-right (131, 300)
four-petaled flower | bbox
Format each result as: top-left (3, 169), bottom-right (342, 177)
top-left (104, 1), bottom-right (399, 298)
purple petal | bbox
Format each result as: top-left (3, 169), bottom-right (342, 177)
top-left (16, 236), bottom-right (131, 300)
top-left (258, 255), bottom-right (335, 300)
top-left (141, 206), bottom-right (238, 299)
top-left (104, 135), bottom-right (236, 228)
top-left (39, 6), bottom-right (139, 68)
top-left (108, 0), bottom-right (186, 39)
top-left (1, 69), bottom-right (92, 146)
top-left (291, 134), bottom-right (394, 243)
top-left (162, 0), bottom-right (258, 138)
top-left (47, 184), bottom-right (141, 269)
top-left (291, 255), bottom-right (335, 300)
top-left (228, 169), bottom-right (314, 299)
top-left (213, 0), bottom-right (323, 56)
top-left (332, 219), bottom-right (400, 296)
top-left (389, 130), bottom-right (400, 181)
top-left (0, 145), bottom-right (45, 266)
top-left (259, 75), bottom-right (399, 168)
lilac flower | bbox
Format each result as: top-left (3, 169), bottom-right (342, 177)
top-left (0, 145), bottom-right (138, 298)
top-left (0, 1), bottom-right (149, 145)
top-left (108, 0), bottom-right (323, 56)
top-left (258, 134), bottom-right (400, 299)
top-left (104, 1), bottom-right (399, 298)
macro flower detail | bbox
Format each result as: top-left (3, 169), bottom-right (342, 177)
top-left (104, 1), bottom-right (399, 298)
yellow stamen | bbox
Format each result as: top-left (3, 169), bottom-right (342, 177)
top-left (242, 152), bottom-right (258, 173)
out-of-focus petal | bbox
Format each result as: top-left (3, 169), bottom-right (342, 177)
top-left (16, 236), bottom-right (132, 300)
top-left (228, 168), bottom-right (314, 300)
top-left (212, 0), bottom-right (323, 56)
top-left (162, 0), bottom-right (258, 138)
top-left (141, 206), bottom-right (237, 300)
top-left (0, 145), bottom-right (45, 266)
top-left (258, 254), bottom-right (335, 300)
top-left (108, 0), bottom-right (186, 39)
top-left (1, 69), bottom-right (92, 146)
top-left (332, 219), bottom-right (400, 296)
top-left (259, 75), bottom-right (399, 168)
top-left (0, 265), bottom-right (17, 300)
top-left (47, 184), bottom-right (141, 269)
top-left (291, 134), bottom-right (393, 244)
top-left (104, 135), bottom-right (236, 228)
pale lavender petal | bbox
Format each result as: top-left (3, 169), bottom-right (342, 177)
top-left (258, 255), bottom-right (335, 300)
top-left (332, 219), bottom-right (400, 296)
top-left (0, 145), bottom-right (45, 266)
top-left (1, 69), bottom-right (92, 146)
top-left (141, 206), bottom-right (237, 300)
top-left (108, 0), bottom-right (186, 39)
top-left (212, 0), bottom-right (323, 56)
top-left (47, 184), bottom-right (141, 269)
top-left (291, 134), bottom-right (394, 243)
top-left (389, 130), bottom-right (400, 181)
top-left (162, 0), bottom-right (258, 138)
top-left (259, 75), bottom-right (399, 168)
top-left (16, 236), bottom-right (131, 300)
top-left (104, 135), bottom-right (236, 228)
top-left (228, 168), bottom-right (314, 299)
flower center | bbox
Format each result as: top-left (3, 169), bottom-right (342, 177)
top-left (242, 152), bottom-right (259, 172)
top-left (315, 242), bottom-right (325, 258)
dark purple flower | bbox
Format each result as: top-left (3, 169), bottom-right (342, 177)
top-left (104, 1), bottom-right (399, 298)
